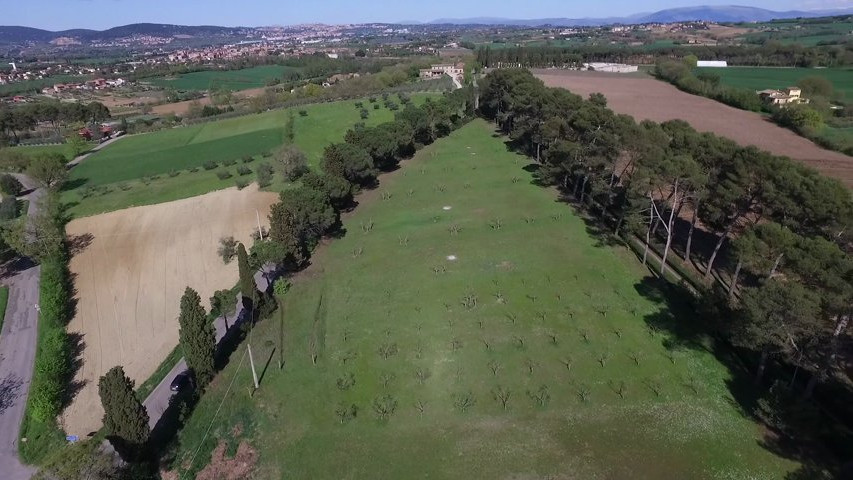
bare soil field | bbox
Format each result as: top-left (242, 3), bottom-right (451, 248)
top-left (60, 184), bottom-right (278, 436)
top-left (151, 87), bottom-right (268, 116)
top-left (533, 70), bottom-right (853, 187)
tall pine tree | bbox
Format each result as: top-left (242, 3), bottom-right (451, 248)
top-left (98, 365), bottom-right (150, 461)
top-left (178, 287), bottom-right (215, 387)
top-left (237, 242), bottom-right (257, 310)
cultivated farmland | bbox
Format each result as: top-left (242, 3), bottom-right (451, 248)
top-left (64, 95), bottom-right (436, 217)
top-left (533, 69), bottom-right (853, 187)
top-left (147, 65), bottom-right (302, 92)
top-left (169, 120), bottom-right (795, 479)
top-left (61, 184), bottom-right (278, 436)
top-left (696, 66), bottom-right (853, 99)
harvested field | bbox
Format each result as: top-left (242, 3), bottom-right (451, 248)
top-left (60, 184), bottom-right (278, 436)
top-left (151, 87), bottom-right (268, 116)
top-left (533, 70), bottom-right (853, 187)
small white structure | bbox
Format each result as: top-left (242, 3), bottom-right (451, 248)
top-left (583, 62), bottom-right (638, 73)
top-left (697, 60), bottom-right (728, 68)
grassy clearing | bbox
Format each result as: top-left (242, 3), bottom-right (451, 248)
top-left (0, 286), bottom-right (7, 334)
top-left (11, 143), bottom-right (77, 162)
top-left (169, 120), bottom-right (795, 479)
top-left (63, 94), bottom-right (437, 217)
top-left (697, 66), bottom-right (853, 99)
top-left (147, 65), bottom-right (302, 92)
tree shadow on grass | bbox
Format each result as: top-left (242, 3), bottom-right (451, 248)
top-left (61, 332), bottom-right (88, 411)
top-left (633, 274), bottom-right (853, 478)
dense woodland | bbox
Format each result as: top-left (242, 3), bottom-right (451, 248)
top-left (476, 42), bottom-right (853, 68)
top-left (478, 68), bottom-right (853, 473)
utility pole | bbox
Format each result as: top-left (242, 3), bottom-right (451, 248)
top-left (247, 343), bottom-right (259, 391)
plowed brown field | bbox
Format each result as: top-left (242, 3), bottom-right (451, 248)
top-left (60, 184), bottom-right (278, 436)
top-left (534, 70), bottom-right (853, 187)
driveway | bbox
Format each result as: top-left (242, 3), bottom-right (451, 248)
top-left (143, 268), bottom-right (273, 429)
top-left (0, 176), bottom-right (45, 480)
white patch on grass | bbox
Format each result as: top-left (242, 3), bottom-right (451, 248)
top-left (443, 206), bottom-right (452, 210)
top-left (447, 255), bottom-right (458, 261)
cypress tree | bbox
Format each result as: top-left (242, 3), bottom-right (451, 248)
top-left (98, 365), bottom-right (150, 461)
top-left (237, 242), bottom-right (257, 309)
top-left (178, 287), bottom-right (215, 387)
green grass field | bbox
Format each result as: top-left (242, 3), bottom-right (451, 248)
top-left (147, 65), bottom-right (302, 92)
top-left (12, 143), bottom-right (78, 162)
top-left (697, 66), bottom-right (853, 99)
top-left (62, 95), bottom-right (436, 217)
top-left (170, 120), bottom-right (795, 479)
top-left (0, 286), bottom-right (8, 335)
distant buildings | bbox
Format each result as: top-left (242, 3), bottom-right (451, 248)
top-left (419, 63), bottom-right (465, 80)
top-left (697, 60), bottom-right (728, 68)
top-left (758, 87), bottom-right (809, 106)
top-left (583, 62), bottom-right (638, 73)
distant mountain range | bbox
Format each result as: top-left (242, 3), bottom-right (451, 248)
top-left (427, 5), bottom-right (853, 26)
top-left (0, 23), bottom-right (247, 44)
top-left (1, 5), bottom-right (852, 45)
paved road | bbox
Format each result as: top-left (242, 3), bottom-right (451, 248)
top-left (143, 268), bottom-right (273, 430)
top-left (67, 134), bottom-right (127, 168)
top-left (0, 176), bottom-right (45, 480)
top-left (142, 301), bottom-right (244, 429)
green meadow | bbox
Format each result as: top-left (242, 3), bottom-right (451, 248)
top-left (63, 94), bottom-right (436, 217)
top-left (170, 120), bottom-right (795, 479)
top-left (147, 65), bottom-right (302, 92)
top-left (697, 66), bottom-right (853, 99)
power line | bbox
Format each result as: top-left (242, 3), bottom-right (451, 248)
top-left (186, 344), bottom-right (248, 471)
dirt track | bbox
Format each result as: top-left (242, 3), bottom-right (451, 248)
top-left (61, 185), bottom-right (278, 436)
top-left (533, 70), bottom-right (853, 187)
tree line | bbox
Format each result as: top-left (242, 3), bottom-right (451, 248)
top-left (476, 41), bottom-right (853, 69)
top-left (0, 100), bottom-right (110, 145)
top-left (479, 68), bottom-right (852, 463)
top-left (78, 88), bottom-right (478, 470)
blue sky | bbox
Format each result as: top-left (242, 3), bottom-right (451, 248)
top-left (7, 0), bottom-right (851, 30)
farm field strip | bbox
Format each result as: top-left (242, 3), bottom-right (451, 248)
top-left (170, 119), bottom-right (794, 479)
top-left (696, 66), bottom-right (853, 99)
top-left (63, 94), bottom-right (438, 217)
top-left (147, 65), bottom-right (302, 92)
top-left (533, 69), bottom-right (853, 187)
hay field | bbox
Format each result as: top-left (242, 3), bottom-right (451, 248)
top-left (60, 184), bottom-right (278, 436)
top-left (533, 70), bottom-right (853, 187)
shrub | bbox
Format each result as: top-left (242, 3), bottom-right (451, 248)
top-left (261, 150), bottom-right (273, 158)
top-left (218, 236), bottom-right (237, 263)
top-left (216, 170), bottom-right (232, 180)
top-left (368, 96), bottom-right (377, 103)
top-left (242, 155), bottom-right (254, 163)
top-left (274, 144), bottom-right (309, 181)
top-left (237, 165), bottom-right (252, 176)
top-left (0, 195), bottom-right (19, 220)
top-left (168, 170), bottom-right (180, 177)
top-left (360, 109), bottom-right (369, 119)
top-left (202, 160), bottom-right (218, 170)
top-left (299, 109), bottom-right (308, 117)
top-left (256, 162), bottom-right (274, 188)
top-left (373, 103), bottom-right (380, 110)
top-left (235, 179), bottom-right (249, 190)
top-left (222, 158), bottom-right (237, 167)
top-left (27, 251), bottom-right (72, 424)
top-left (0, 174), bottom-right (24, 196)
top-left (188, 167), bottom-right (199, 173)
